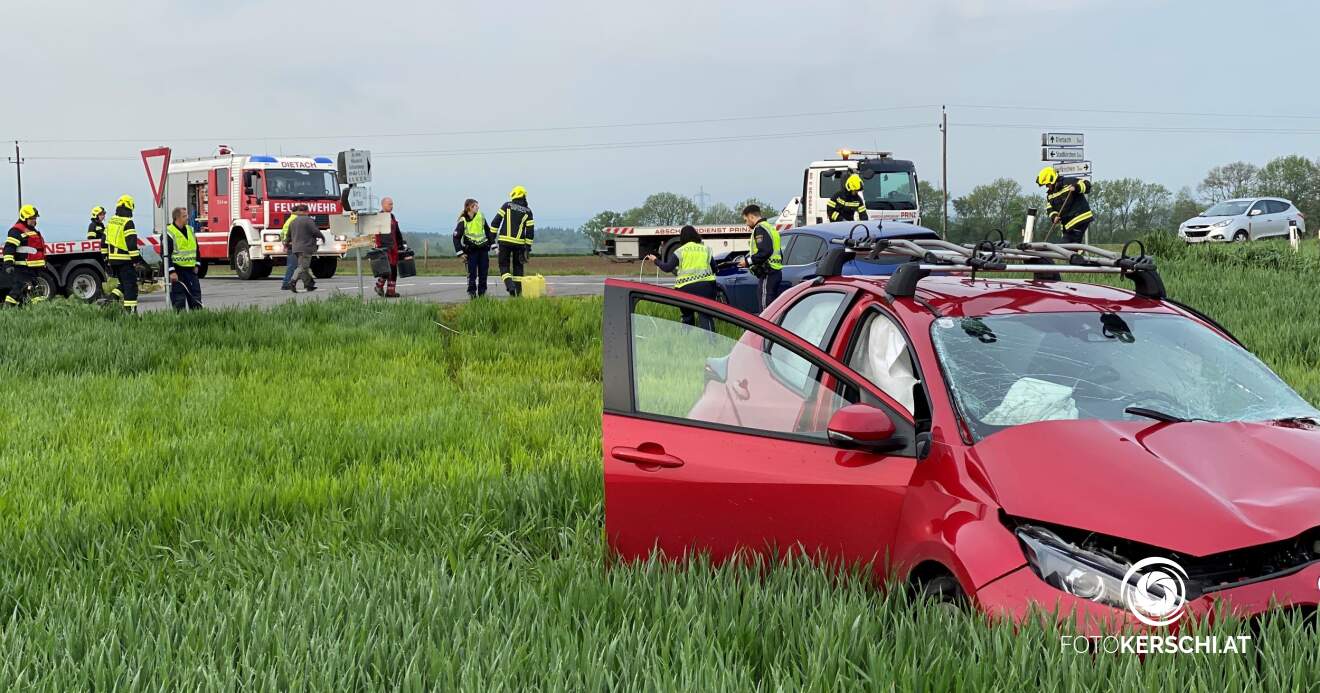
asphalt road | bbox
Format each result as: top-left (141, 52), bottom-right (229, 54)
top-left (135, 273), bottom-right (663, 312)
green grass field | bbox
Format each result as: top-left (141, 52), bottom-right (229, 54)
top-left (1, 241), bottom-right (1318, 690)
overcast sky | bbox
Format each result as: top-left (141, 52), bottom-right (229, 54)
top-left (6, 0), bottom-right (1320, 238)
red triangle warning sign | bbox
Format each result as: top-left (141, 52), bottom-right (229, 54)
top-left (140, 147), bottom-right (172, 208)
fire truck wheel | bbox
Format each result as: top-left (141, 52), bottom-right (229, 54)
top-left (64, 266), bottom-right (104, 302)
top-left (33, 270), bottom-right (59, 302)
top-left (195, 262), bottom-right (209, 279)
top-left (232, 241), bottom-right (273, 280)
top-left (310, 258), bottom-right (338, 279)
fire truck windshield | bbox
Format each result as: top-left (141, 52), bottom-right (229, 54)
top-left (264, 169), bottom-right (340, 199)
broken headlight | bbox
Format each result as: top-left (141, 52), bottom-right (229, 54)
top-left (1016, 525), bottom-right (1129, 609)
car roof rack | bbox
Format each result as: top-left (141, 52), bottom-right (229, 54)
top-left (817, 225), bottom-right (1165, 300)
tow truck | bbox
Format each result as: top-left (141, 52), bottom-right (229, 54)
top-left (155, 148), bottom-right (350, 280)
top-left (23, 238), bottom-right (161, 302)
top-left (598, 149), bottom-right (921, 261)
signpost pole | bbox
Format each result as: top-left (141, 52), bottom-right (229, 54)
top-left (356, 214), bottom-right (365, 303)
top-left (160, 176), bottom-right (170, 311)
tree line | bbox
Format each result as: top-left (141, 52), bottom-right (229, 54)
top-left (580, 192), bottom-right (779, 249)
top-left (929, 154), bottom-right (1320, 244)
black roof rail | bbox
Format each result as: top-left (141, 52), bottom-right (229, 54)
top-left (816, 235), bottom-right (1166, 301)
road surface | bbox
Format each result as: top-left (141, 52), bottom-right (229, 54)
top-left (135, 274), bottom-right (667, 312)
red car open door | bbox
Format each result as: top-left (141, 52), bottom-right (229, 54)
top-left (603, 279), bottom-right (920, 572)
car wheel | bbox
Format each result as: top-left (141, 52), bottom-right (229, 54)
top-left (1233, 230), bottom-right (1249, 243)
top-left (64, 266), bottom-right (104, 302)
top-left (917, 574), bottom-right (968, 610)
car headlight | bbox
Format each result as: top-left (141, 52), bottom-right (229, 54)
top-left (1211, 219), bottom-right (1232, 228)
top-left (334, 234), bottom-right (347, 242)
top-left (1016, 525), bottom-right (1129, 608)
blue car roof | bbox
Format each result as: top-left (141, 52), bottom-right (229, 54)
top-left (787, 221), bottom-right (941, 240)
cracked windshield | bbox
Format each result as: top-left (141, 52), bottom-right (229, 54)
top-left (930, 312), bottom-right (1320, 440)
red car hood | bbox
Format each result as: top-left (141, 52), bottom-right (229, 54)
top-left (969, 419), bottom-right (1320, 556)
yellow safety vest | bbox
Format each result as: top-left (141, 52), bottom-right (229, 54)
top-left (105, 215), bottom-right (138, 261)
top-left (748, 221), bottom-right (783, 271)
top-left (166, 223), bottom-right (197, 268)
top-left (464, 212), bottom-right (489, 245)
top-left (674, 242), bottom-right (714, 288)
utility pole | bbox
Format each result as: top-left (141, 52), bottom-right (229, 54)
top-left (940, 106), bottom-right (948, 239)
top-left (8, 141), bottom-right (23, 208)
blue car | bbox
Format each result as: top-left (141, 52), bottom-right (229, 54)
top-left (714, 221), bottom-right (941, 313)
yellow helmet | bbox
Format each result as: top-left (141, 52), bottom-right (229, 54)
top-left (509, 185), bottom-right (527, 200)
top-left (117, 194), bottom-right (135, 211)
top-left (845, 173), bottom-right (863, 192)
top-left (18, 204), bottom-right (39, 222)
top-left (91, 205), bottom-right (106, 218)
top-left (1036, 166), bottom-right (1058, 187)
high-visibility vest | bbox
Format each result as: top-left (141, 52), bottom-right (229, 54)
top-left (105, 215), bottom-right (137, 261)
top-left (748, 220), bottom-right (783, 270)
top-left (281, 213), bottom-right (298, 241)
top-left (673, 242), bottom-right (714, 288)
top-left (463, 212), bottom-right (489, 245)
top-left (166, 223), bottom-right (197, 268)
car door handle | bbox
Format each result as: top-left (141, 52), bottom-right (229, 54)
top-left (611, 446), bottom-right (685, 468)
top-left (732, 379), bottom-right (750, 400)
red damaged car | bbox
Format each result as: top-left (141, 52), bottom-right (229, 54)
top-left (602, 238), bottom-right (1320, 630)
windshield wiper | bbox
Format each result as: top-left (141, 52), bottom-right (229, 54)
top-left (1124, 406), bottom-right (1192, 424)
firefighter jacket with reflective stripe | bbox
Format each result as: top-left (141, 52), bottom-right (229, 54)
top-left (165, 223), bottom-right (198, 270)
top-left (4, 222), bottom-right (46, 268)
top-left (493, 198), bottom-right (534, 245)
top-left (453, 211), bottom-right (493, 251)
top-left (748, 220), bottom-right (783, 271)
top-left (1046, 177), bottom-right (1094, 231)
top-left (105, 215), bottom-right (140, 263)
top-left (673, 242), bottom-right (715, 288)
top-left (827, 190), bottom-right (869, 222)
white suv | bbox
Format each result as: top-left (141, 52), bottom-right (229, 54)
top-left (1178, 197), bottom-right (1306, 243)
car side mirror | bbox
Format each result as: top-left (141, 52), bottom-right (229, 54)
top-left (1249, 208), bottom-right (1263, 216)
top-left (827, 404), bottom-right (899, 451)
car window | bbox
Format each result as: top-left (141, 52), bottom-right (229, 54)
top-left (1267, 200), bottom-right (1291, 214)
top-left (768, 291), bottom-right (848, 392)
top-left (1249, 200), bottom-right (1268, 214)
top-left (630, 298), bottom-right (860, 440)
top-left (784, 235), bottom-right (825, 265)
top-left (847, 311), bottom-right (919, 414)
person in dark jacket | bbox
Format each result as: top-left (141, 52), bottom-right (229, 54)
top-left (735, 204), bottom-right (784, 312)
top-left (104, 195), bottom-right (141, 311)
top-left (453, 198), bottom-right (495, 299)
top-left (284, 204), bottom-right (324, 293)
top-left (1038, 166), bottom-right (1094, 243)
top-left (645, 225), bottom-right (716, 331)
top-left (87, 205), bottom-right (108, 265)
top-left (492, 185), bottom-right (534, 296)
top-left (827, 173), bottom-right (869, 222)
top-left (375, 196), bottom-right (408, 298)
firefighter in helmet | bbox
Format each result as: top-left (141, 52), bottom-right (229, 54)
top-left (1037, 166), bottom-right (1094, 244)
top-left (3, 205), bottom-right (47, 307)
top-left (827, 173), bottom-right (869, 222)
top-left (105, 194), bottom-right (142, 312)
top-left (88, 205), bottom-right (108, 264)
top-left (492, 185), bottom-right (535, 296)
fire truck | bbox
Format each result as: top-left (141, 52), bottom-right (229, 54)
top-left (598, 149), bottom-right (921, 261)
top-left (155, 149), bottom-right (349, 280)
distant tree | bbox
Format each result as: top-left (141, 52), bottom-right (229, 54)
top-left (733, 198), bottom-right (781, 221)
top-left (1091, 178), bottom-right (1170, 242)
top-left (630, 193), bottom-right (701, 226)
top-left (1198, 162), bottom-right (1258, 203)
top-left (699, 202), bottom-right (739, 225)
top-left (580, 210), bottom-right (626, 249)
top-left (1254, 155), bottom-right (1320, 222)
top-left (917, 180), bottom-right (945, 233)
top-left (1169, 187), bottom-right (1203, 228)
top-left (950, 178), bottom-right (1033, 243)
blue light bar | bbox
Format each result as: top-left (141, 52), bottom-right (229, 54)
top-left (314, 156), bottom-right (333, 164)
top-left (249, 155), bottom-right (278, 163)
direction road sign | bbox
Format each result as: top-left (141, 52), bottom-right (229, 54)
top-left (1042, 132), bottom-right (1085, 147)
top-left (347, 186), bottom-right (374, 213)
top-left (337, 149), bottom-right (372, 185)
top-left (1042, 147), bottom-right (1085, 162)
top-left (140, 147), bottom-right (172, 207)
top-left (1053, 161), bottom-right (1093, 177)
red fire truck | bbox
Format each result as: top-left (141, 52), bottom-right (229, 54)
top-left (154, 149), bottom-right (349, 280)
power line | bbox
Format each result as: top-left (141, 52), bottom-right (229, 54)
top-left (956, 122), bottom-right (1320, 135)
top-left (950, 103), bottom-right (1320, 121)
top-left (5, 105), bottom-right (941, 146)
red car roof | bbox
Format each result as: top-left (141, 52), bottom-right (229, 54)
top-left (825, 275), bottom-right (1175, 318)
